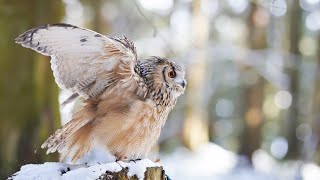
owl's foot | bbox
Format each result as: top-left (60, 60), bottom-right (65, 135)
top-left (165, 174), bottom-right (172, 180)
top-left (129, 158), bottom-right (142, 163)
top-left (115, 158), bottom-right (141, 163)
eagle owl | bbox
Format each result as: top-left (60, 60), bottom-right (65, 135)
top-left (15, 23), bottom-right (186, 162)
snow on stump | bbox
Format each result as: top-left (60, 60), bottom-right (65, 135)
top-left (99, 166), bottom-right (165, 180)
top-left (9, 159), bottom-right (166, 180)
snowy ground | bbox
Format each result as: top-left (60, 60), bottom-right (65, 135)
top-left (10, 143), bottom-right (320, 180)
top-left (160, 143), bottom-right (320, 180)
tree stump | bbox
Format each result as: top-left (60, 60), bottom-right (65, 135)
top-left (99, 167), bottom-right (166, 180)
top-left (9, 161), bottom-right (168, 180)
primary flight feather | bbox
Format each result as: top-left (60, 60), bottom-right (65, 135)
top-left (15, 23), bottom-right (186, 162)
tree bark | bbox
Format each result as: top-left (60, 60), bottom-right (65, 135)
top-left (285, 0), bottom-right (302, 159)
top-left (310, 33), bottom-right (320, 163)
top-left (0, 1), bottom-right (64, 178)
top-left (98, 167), bottom-right (165, 180)
top-left (182, 0), bottom-right (209, 150)
top-left (239, 2), bottom-right (267, 164)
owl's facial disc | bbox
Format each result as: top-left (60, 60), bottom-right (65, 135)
top-left (162, 64), bottom-right (186, 94)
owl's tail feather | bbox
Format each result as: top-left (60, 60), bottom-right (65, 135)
top-left (41, 110), bottom-right (93, 163)
top-left (59, 123), bottom-right (93, 163)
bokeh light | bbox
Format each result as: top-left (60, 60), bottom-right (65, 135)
top-left (263, 95), bottom-right (280, 119)
top-left (274, 90), bottom-right (292, 109)
top-left (270, 137), bottom-right (288, 159)
top-left (299, 36), bottom-right (317, 56)
top-left (215, 99), bottom-right (234, 118)
top-left (300, 0), bottom-right (320, 11)
top-left (63, 0), bottom-right (85, 25)
top-left (227, 0), bottom-right (248, 14)
top-left (214, 15), bottom-right (247, 43)
top-left (170, 7), bottom-right (192, 50)
top-left (201, 0), bottom-right (219, 18)
top-left (267, 0), bottom-right (287, 17)
top-left (296, 123), bottom-right (312, 142)
top-left (138, 0), bottom-right (173, 14)
top-left (306, 11), bottom-right (320, 31)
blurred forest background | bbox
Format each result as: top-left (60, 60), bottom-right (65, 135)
top-left (1, 0), bottom-right (320, 179)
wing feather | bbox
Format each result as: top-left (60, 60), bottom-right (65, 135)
top-left (15, 23), bottom-right (142, 100)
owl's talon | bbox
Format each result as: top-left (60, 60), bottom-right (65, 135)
top-left (165, 174), bottom-right (172, 180)
top-left (129, 158), bottom-right (142, 163)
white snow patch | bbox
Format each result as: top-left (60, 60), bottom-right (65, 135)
top-left (62, 163), bottom-right (122, 180)
top-left (302, 163), bottom-right (320, 180)
top-left (161, 143), bottom-right (237, 179)
top-left (10, 159), bottom-right (160, 180)
top-left (160, 143), bottom-right (320, 180)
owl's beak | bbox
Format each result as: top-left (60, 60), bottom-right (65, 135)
top-left (175, 78), bottom-right (186, 89)
top-left (176, 79), bottom-right (186, 89)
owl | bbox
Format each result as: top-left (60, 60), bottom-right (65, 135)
top-left (15, 23), bottom-right (186, 163)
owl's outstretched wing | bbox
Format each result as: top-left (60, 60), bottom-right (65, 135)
top-left (15, 23), bottom-right (144, 101)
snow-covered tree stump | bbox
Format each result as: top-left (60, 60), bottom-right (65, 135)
top-left (99, 166), bottom-right (165, 180)
top-left (9, 159), bottom-right (166, 180)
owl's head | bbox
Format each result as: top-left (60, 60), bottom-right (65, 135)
top-left (141, 56), bottom-right (186, 98)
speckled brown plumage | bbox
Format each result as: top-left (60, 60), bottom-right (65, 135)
top-left (15, 23), bottom-right (186, 163)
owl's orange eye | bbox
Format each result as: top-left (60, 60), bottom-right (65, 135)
top-left (168, 70), bottom-right (176, 78)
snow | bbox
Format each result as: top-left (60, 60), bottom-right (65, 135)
top-left (10, 143), bottom-right (320, 180)
top-left (161, 143), bottom-right (237, 178)
top-left (10, 159), bottom-right (160, 180)
top-left (160, 143), bottom-right (320, 180)
top-left (302, 163), bottom-right (320, 180)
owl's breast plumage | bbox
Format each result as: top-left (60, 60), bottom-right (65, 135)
top-left (89, 93), bottom-right (164, 159)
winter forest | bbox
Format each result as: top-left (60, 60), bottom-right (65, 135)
top-left (1, 0), bottom-right (320, 179)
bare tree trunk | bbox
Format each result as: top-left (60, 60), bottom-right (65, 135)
top-left (0, 1), bottom-right (64, 178)
top-left (182, 0), bottom-right (209, 150)
top-left (310, 34), bottom-right (320, 163)
top-left (285, 0), bottom-right (302, 159)
top-left (239, 2), bottom-right (267, 164)
top-left (80, 0), bottom-right (110, 34)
